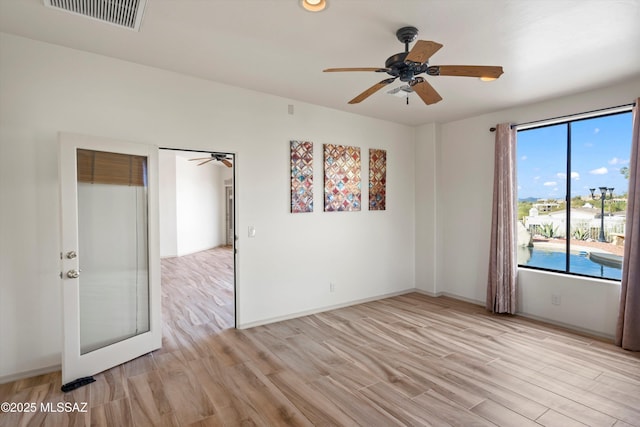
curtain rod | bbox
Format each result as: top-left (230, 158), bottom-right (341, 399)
top-left (489, 102), bottom-right (636, 132)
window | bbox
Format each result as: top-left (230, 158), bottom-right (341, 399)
top-left (517, 110), bottom-right (632, 280)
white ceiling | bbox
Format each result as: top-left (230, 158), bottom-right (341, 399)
top-left (1, 0), bottom-right (639, 126)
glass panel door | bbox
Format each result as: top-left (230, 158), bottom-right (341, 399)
top-left (59, 133), bottom-right (161, 386)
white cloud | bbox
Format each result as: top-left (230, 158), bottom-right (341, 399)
top-left (557, 172), bottom-right (580, 180)
top-left (608, 157), bottom-right (629, 165)
top-left (521, 155), bottom-right (527, 161)
top-left (594, 128), bottom-right (600, 134)
top-left (543, 181), bottom-right (557, 186)
top-left (589, 167), bottom-right (608, 175)
top-left (534, 176), bottom-right (540, 181)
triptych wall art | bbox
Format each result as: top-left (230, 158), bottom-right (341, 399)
top-left (289, 140), bottom-right (386, 213)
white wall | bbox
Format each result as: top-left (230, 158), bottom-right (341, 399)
top-left (176, 156), bottom-right (225, 255)
top-left (0, 33), bottom-right (416, 381)
top-left (159, 150), bottom-right (178, 257)
top-left (414, 123), bottom-right (438, 294)
top-left (419, 77), bottom-right (640, 337)
top-left (518, 269), bottom-right (619, 336)
top-left (159, 151), bottom-right (228, 257)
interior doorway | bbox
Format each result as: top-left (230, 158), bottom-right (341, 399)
top-left (158, 148), bottom-right (236, 330)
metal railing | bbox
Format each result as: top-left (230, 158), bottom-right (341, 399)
top-left (524, 218), bottom-right (625, 243)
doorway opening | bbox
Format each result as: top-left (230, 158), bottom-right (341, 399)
top-left (158, 148), bottom-right (236, 332)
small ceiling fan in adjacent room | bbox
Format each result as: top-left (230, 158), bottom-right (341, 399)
top-left (323, 26), bottom-right (504, 105)
top-left (188, 153), bottom-right (233, 168)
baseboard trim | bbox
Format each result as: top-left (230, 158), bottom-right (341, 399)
top-left (413, 289), bottom-right (442, 298)
top-left (409, 290), bottom-right (614, 341)
top-left (161, 245), bottom-right (230, 259)
top-left (515, 312), bottom-right (615, 341)
top-left (0, 364), bottom-right (61, 385)
top-left (440, 292), bottom-right (485, 306)
top-left (414, 289), bottom-right (485, 307)
top-left (237, 288), bottom-right (415, 329)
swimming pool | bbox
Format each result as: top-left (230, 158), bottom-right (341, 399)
top-left (520, 247), bottom-right (622, 280)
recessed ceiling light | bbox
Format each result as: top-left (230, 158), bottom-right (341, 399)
top-left (301, 0), bottom-right (327, 12)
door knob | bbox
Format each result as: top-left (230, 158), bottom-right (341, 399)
top-left (66, 269), bottom-right (80, 279)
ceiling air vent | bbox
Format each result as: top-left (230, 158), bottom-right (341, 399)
top-left (43, 0), bottom-right (148, 31)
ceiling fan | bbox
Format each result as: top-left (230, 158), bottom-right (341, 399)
top-left (188, 153), bottom-right (233, 168)
top-left (323, 26), bottom-right (503, 106)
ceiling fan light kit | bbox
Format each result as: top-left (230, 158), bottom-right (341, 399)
top-left (301, 0), bottom-right (327, 12)
top-left (323, 26), bottom-right (504, 106)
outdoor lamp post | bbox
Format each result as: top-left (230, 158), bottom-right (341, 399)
top-left (590, 186), bottom-right (614, 242)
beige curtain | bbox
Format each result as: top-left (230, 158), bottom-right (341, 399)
top-left (616, 98), bottom-right (640, 351)
top-left (486, 123), bottom-right (518, 314)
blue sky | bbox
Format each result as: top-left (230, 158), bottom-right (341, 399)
top-left (517, 111), bottom-right (633, 200)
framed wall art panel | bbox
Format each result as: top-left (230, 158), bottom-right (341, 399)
top-left (290, 140), bottom-right (313, 213)
top-left (369, 148), bottom-right (386, 210)
top-left (324, 144), bottom-right (361, 212)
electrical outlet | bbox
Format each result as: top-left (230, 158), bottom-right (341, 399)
top-left (551, 294), bottom-right (561, 306)
top-left (330, 282), bottom-right (335, 292)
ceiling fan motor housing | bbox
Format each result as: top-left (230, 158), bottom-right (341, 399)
top-left (385, 52), bottom-right (429, 82)
top-left (385, 52), bottom-right (408, 69)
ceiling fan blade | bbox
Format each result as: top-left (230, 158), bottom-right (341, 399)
top-left (189, 157), bottom-right (211, 161)
top-left (405, 40), bottom-right (443, 63)
top-left (197, 159), bottom-right (215, 166)
top-left (428, 65), bottom-right (504, 79)
top-left (410, 77), bottom-right (443, 105)
top-left (323, 67), bottom-right (390, 73)
top-left (221, 159), bottom-right (232, 168)
top-left (348, 77), bottom-right (397, 104)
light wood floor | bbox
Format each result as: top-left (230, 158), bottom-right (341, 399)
top-left (2, 246), bottom-right (640, 426)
